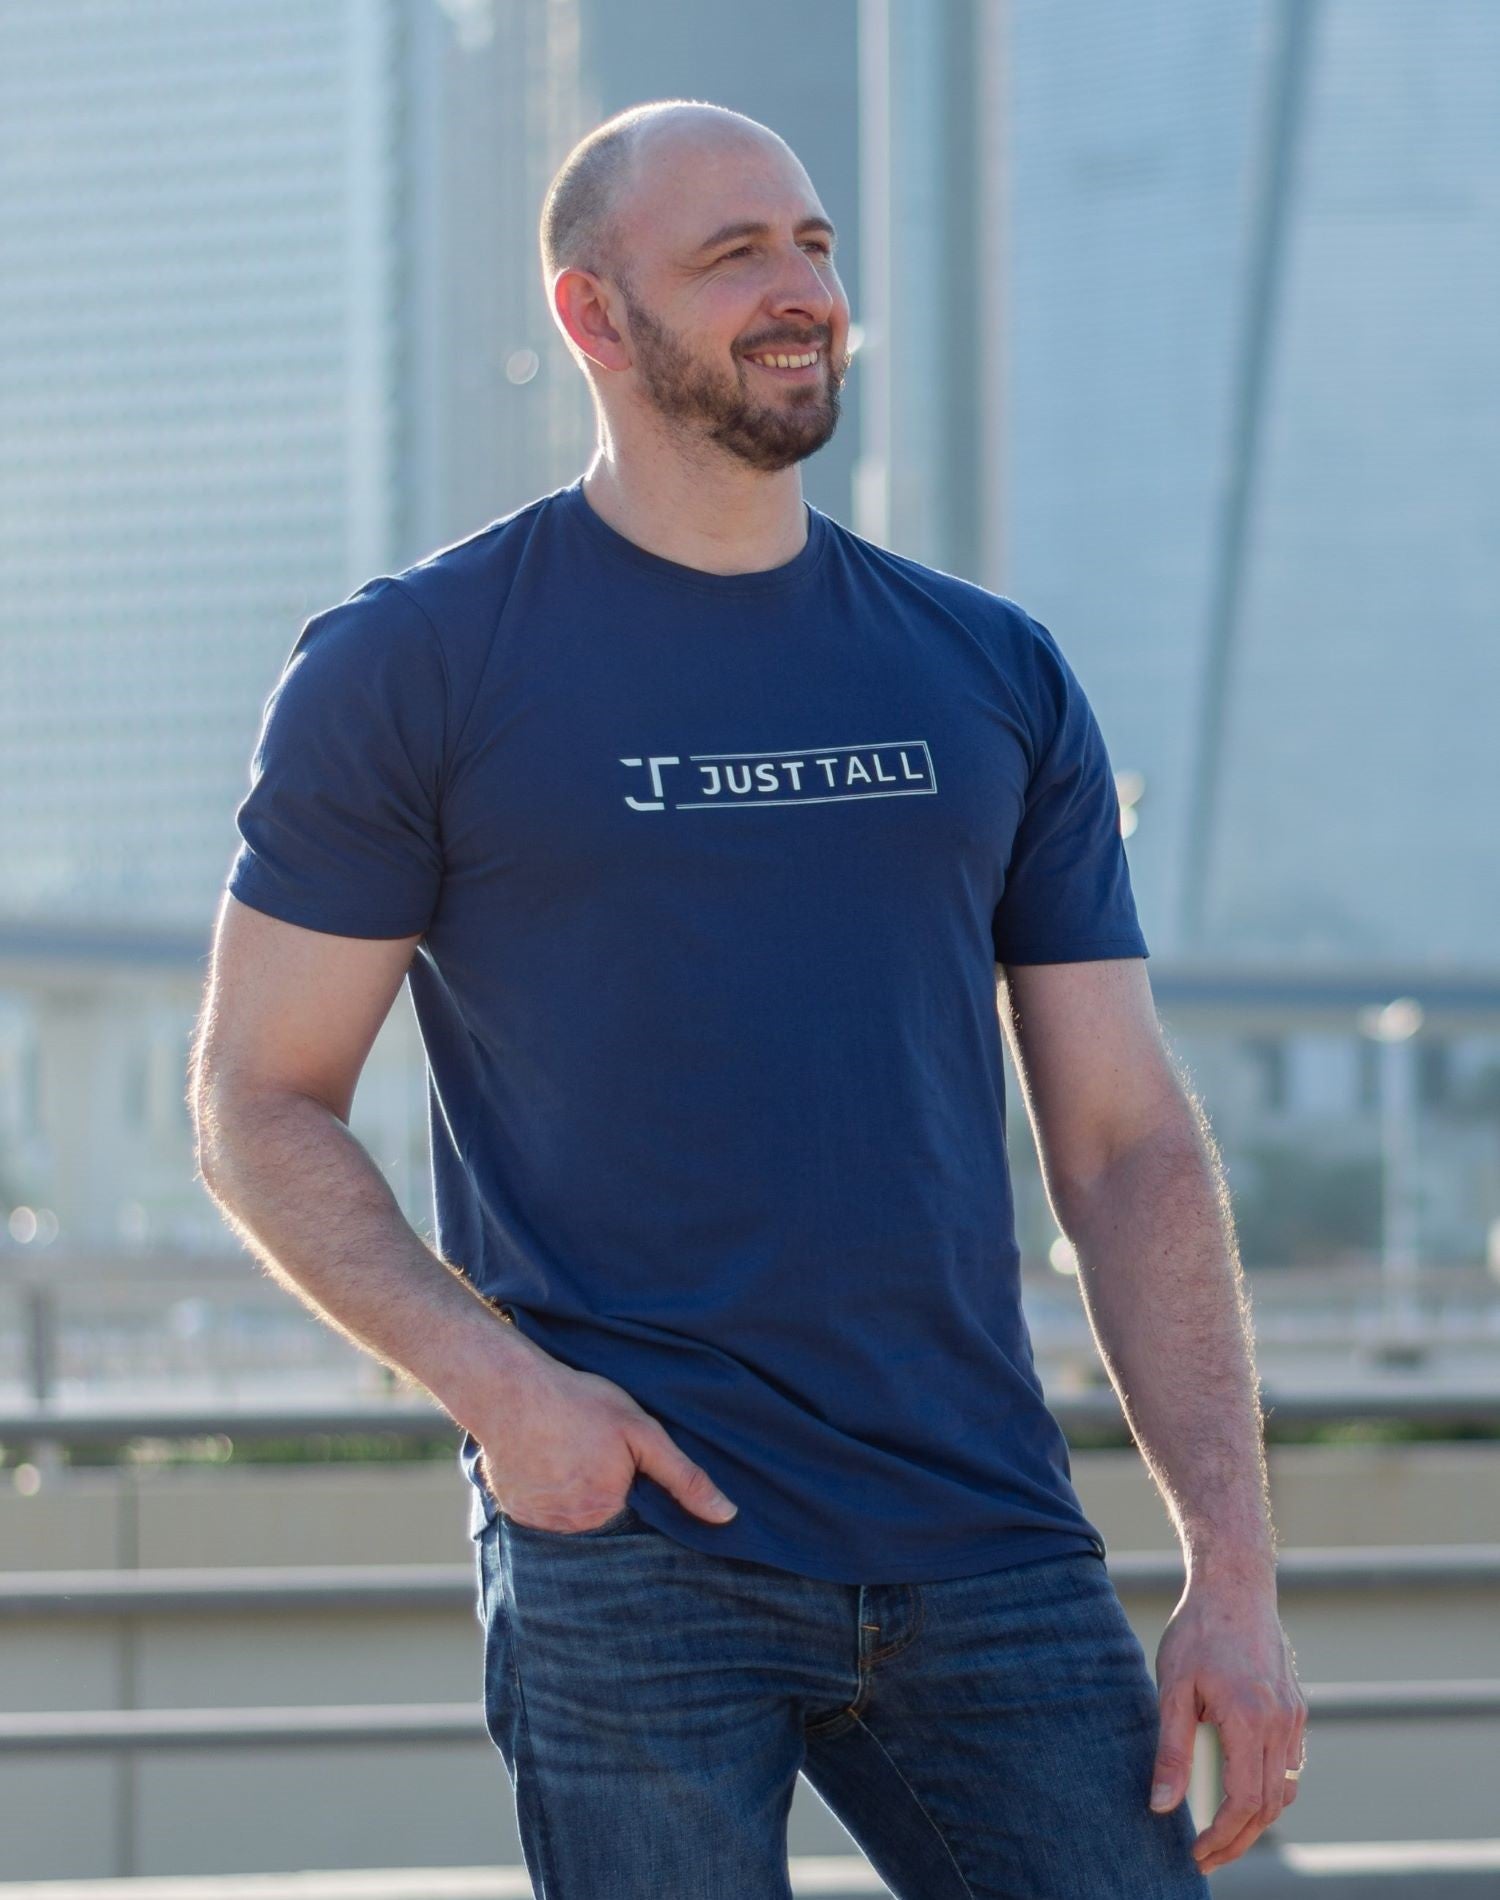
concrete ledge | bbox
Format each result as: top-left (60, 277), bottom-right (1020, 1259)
top-left (1208, 1836), bottom-right (1500, 1893)
top-left (0, 1865), bottom-right (896, 1899)
top-left (4, 1846), bottom-right (1500, 1899)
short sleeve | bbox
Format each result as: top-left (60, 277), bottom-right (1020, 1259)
top-left (226, 578), bottom-right (447, 939)
top-left (991, 614), bottom-right (1149, 966)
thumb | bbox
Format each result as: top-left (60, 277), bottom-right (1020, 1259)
top-left (1150, 1684), bottom-right (1196, 1812)
top-left (639, 1426), bottom-right (738, 1525)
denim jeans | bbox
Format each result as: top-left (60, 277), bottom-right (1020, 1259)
top-left (474, 1502), bottom-right (1210, 1898)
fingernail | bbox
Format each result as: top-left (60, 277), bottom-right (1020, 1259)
top-left (711, 1495), bottom-right (738, 1518)
top-left (1150, 1785), bottom-right (1174, 1811)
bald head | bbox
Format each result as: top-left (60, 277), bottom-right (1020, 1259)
top-left (539, 100), bottom-right (848, 472)
top-left (539, 100), bottom-right (793, 297)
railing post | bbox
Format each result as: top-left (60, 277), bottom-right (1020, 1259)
top-left (23, 1279), bottom-right (56, 1407)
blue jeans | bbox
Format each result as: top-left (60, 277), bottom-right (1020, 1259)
top-left (475, 1503), bottom-right (1210, 1898)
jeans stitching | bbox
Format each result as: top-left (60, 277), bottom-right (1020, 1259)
top-left (846, 1706), bottom-right (979, 1900)
top-left (868, 1582), bottom-right (923, 1663)
top-left (498, 1533), bottom-right (563, 1895)
top-left (804, 1707), bottom-right (853, 1737)
top-left (807, 1585), bottom-right (925, 1732)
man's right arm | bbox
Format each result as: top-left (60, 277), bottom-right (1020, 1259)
top-left (188, 892), bottom-right (543, 1444)
top-left (187, 892), bottom-right (740, 1532)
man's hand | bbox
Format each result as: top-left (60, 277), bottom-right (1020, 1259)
top-left (475, 1352), bottom-right (739, 1533)
top-left (1148, 1576), bottom-right (1308, 1874)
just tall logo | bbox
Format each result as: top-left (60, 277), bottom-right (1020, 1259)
top-left (620, 741), bottom-right (938, 812)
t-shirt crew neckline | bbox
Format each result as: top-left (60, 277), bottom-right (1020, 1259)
top-left (559, 475), bottom-right (829, 596)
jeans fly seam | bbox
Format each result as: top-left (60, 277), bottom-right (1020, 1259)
top-left (867, 1583), bottom-right (923, 1664)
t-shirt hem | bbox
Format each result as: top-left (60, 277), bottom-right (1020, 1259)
top-left (621, 1505), bottom-right (1106, 1584)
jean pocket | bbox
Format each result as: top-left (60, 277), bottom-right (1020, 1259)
top-left (498, 1502), bottom-right (640, 1539)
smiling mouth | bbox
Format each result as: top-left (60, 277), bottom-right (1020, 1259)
top-left (743, 349), bottom-right (823, 379)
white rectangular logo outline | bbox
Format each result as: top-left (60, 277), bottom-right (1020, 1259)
top-left (673, 739), bottom-right (937, 809)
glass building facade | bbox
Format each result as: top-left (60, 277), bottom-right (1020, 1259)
top-left (997, 0), bottom-right (1500, 967)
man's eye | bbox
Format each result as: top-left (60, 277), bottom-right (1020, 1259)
top-left (720, 242), bottom-right (834, 262)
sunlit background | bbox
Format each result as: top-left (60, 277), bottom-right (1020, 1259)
top-left (1, 0), bottom-right (1497, 1888)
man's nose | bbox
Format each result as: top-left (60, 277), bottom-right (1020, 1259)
top-left (768, 249), bottom-right (837, 319)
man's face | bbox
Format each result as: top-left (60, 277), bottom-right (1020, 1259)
top-left (606, 134), bottom-right (853, 473)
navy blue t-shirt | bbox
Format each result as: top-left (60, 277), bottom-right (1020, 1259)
top-left (227, 476), bottom-right (1149, 1584)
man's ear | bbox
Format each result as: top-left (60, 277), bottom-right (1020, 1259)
top-left (554, 268), bottom-right (627, 373)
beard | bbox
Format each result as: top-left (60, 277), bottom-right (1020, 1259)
top-left (617, 280), bottom-right (846, 472)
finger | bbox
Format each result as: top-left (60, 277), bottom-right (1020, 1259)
top-left (1201, 1721), bottom-right (1302, 1872)
top-left (1280, 1707), bottom-right (1309, 1813)
top-left (1148, 1684), bottom-right (1197, 1813)
top-left (1189, 1715), bottom-right (1266, 1865)
top-left (638, 1425), bottom-right (738, 1523)
top-left (1264, 1719), bottom-right (1300, 1820)
top-left (1193, 1794), bottom-right (1266, 1871)
top-left (1196, 1809), bottom-right (1269, 1875)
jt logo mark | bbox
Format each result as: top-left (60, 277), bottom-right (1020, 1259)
top-left (619, 756), bottom-right (681, 811)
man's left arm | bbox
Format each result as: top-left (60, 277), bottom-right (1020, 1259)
top-left (998, 954), bottom-right (1309, 1878)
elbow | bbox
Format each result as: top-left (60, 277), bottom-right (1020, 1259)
top-left (1052, 1111), bottom-right (1205, 1232)
top-left (184, 1016), bottom-right (227, 1192)
top-left (186, 1066), bottom-right (261, 1197)
top-left (189, 1083), bottom-right (228, 1197)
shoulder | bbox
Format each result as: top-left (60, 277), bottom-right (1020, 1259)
top-left (384, 488), bottom-right (557, 631)
top-left (824, 515), bottom-right (1066, 695)
top-left (294, 487), bottom-right (562, 709)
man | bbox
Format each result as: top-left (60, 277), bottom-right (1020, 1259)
top-left (191, 99), bottom-right (1306, 1897)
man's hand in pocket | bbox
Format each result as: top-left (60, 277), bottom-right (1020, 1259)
top-left (475, 1347), bottom-right (739, 1534)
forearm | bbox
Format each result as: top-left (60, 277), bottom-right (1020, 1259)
top-left (1054, 1118), bottom-right (1277, 1588)
top-left (194, 1086), bottom-right (545, 1440)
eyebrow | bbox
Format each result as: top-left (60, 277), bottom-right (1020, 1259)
top-left (690, 216), bottom-right (837, 255)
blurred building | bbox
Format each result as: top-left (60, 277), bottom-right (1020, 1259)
top-left (865, 0), bottom-right (1499, 970)
top-left (992, 0), bottom-right (1500, 971)
top-left (858, 0), bottom-right (1500, 1266)
top-left (2, 0), bottom-right (1497, 1277)
top-left (852, 0), bottom-right (990, 582)
top-left (0, 0), bottom-right (590, 942)
top-left (0, 0), bottom-right (861, 1254)
top-left (0, 0), bottom-right (592, 1250)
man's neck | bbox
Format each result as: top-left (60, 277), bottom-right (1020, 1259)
top-left (580, 455), bottom-right (808, 577)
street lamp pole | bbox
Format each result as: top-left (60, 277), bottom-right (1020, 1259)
top-left (1357, 997), bottom-right (1425, 1348)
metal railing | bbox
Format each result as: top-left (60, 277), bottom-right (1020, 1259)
top-left (1, 1543), bottom-right (1495, 1885)
top-left (5, 1256), bottom-right (1500, 1419)
top-left (0, 1677), bottom-right (1495, 1757)
top-left (5, 1384), bottom-right (1500, 1448)
top-left (3, 1546), bottom-right (1495, 1755)
top-left (1, 1541), bottom-right (1497, 1617)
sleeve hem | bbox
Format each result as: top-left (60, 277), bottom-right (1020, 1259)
top-left (994, 938), bottom-right (1149, 965)
top-left (226, 874), bottom-right (429, 943)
